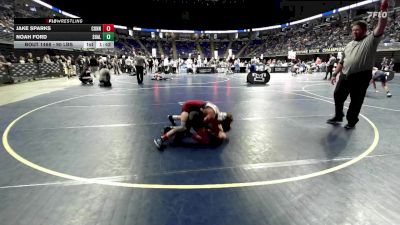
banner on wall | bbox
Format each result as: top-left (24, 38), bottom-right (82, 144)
top-left (295, 47), bottom-right (345, 55)
top-left (321, 47), bottom-right (345, 53)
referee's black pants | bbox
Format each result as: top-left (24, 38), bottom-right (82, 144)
top-left (135, 66), bottom-right (144, 84)
top-left (325, 65), bottom-right (334, 79)
top-left (333, 70), bottom-right (372, 126)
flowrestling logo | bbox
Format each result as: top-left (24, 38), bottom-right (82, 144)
top-left (367, 11), bottom-right (388, 20)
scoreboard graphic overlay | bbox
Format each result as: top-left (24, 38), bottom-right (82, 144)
top-left (14, 18), bottom-right (114, 49)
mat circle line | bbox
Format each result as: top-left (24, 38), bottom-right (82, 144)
top-left (2, 85), bottom-right (379, 189)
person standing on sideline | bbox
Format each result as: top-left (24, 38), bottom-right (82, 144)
top-left (134, 52), bottom-right (147, 84)
top-left (328, 0), bottom-right (389, 129)
top-left (324, 54), bottom-right (336, 80)
top-left (381, 57), bottom-right (388, 70)
top-left (148, 57), bottom-right (154, 74)
top-left (388, 58), bottom-right (394, 71)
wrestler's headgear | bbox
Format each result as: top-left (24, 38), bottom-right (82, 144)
top-left (219, 112), bottom-right (233, 132)
top-left (205, 102), bottom-right (220, 115)
top-left (218, 112), bottom-right (228, 121)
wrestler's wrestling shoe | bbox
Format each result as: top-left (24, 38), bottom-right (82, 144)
top-left (154, 138), bottom-right (164, 150)
top-left (168, 115), bottom-right (176, 126)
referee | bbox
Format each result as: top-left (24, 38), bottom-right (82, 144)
top-left (327, 0), bottom-right (389, 129)
top-left (134, 52), bottom-right (147, 84)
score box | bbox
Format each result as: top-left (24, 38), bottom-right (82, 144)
top-left (102, 32), bottom-right (115, 41)
top-left (102, 24), bottom-right (114, 32)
